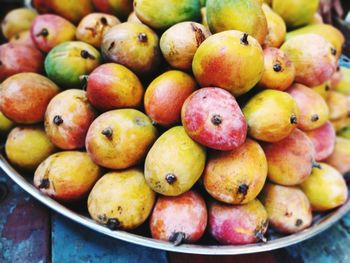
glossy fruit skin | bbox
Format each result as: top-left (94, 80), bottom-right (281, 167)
top-left (31, 14), bottom-right (76, 53)
top-left (1, 8), bottom-right (37, 40)
top-left (45, 41), bottom-right (101, 88)
top-left (192, 30), bottom-right (264, 97)
top-left (260, 183), bottom-right (312, 234)
top-left (300, 163), bottom-right (348, 211)
top-left (86, 109), bottom-right (158, 170)
top-left (5, 126), bottom-right (56, 171)
top-left (0, 111), bottom-right (14, 135)
top-left (334, 67), bottom-right (350, 96)
top-left (144, 126), bottom-right (206, 196)
top-left (181, 87), bottom-right (247, 151)
top-left (281, 34), bottom-right (337, 87)
top-left (311, 82), bottom-right (328, 99)
top-left (88, 169), bottom-right (155, 230)
top-left (160, 22), bottom-right (211, 71)
top-left (0, 43), bottom-right (44, 82)
top-left (263, 129), bottom-right (315, 186)
top-left (127, 12), bottom-right (142, 24)
top-left (209, 199), bottom-right (268, 245)
top-left (262, 4), bottom-right (286, 48)
top-left (134, 0), bottom-right (201, 30)
top-left (87, 63), bottom-right (144, 111)
top-left (0, 73), bottom-right (60, 124)
top-left (326, 91), bottom-right (348, 121)
top-left (243, 90), bottom-right (299, 142)
top-left (150, 191), bottom-right (207, 243)
top-left (9, 30), bottom-right (36, 48)
top-left (76, 13), bottom-right (120, 49)
top-left (206, 0), bottom-right (267, 45)
top-left (92, 0), bottom-right (134, 20)
top-left (45, 89), bottom-right (97, 150)
top-left (144, 71), bottom-right (197, 127)
top-left (287, 83), bottom-right (329, 131)
top-left (47, 0), bottom-right (94, 24)
top-left (258, 47), bottom-right (295, 91)
top-left (306, 121), bottom-right (335, 161)
top-left (325, 137), bottom-right (350, 175)
top-left (204, 138), bottom-right (267, 205)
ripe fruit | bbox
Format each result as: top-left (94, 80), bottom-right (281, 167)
top-left (262, 4), bottom-right (286, 48)
top-left (160, 22), bottom-right (211, 71)
top-left (144, 70), bottom-right (197, 127)
top-left (193, 30), bottom-right (264, 97)
top-left (300, 163), bottom-right (348, 211)
top-left (206, 0), bottom-right (267, 45)
top-left (260, 183), bottom-right (312, 234)
top-left (243, 90), bottom-right (299, 142)
top-left (0, 112), bottom-right (14, 135)
top-left (9, 30), bottom-right (36, 48)
top-left (181, 87), bottom-right (247, 151)
top-left (333, 67), bottom-right (350, 96)
top-left (150, 191), bottom-right (207, 244)
top-left (92, 0), bottom-right (133, 20)
top-left (127, 12), bottom-right (142, 24)
top-left (34, 151), bottom-right (102, 202)
top-left (45, 89), bottom-right (97, 150)
top-left (86, 109), bottom-right (158, 169)
top-left (203, 138), bottom-right (267, 205)
top-left (144, 126), bottom-right (206, 196)
top-left (326, 91), bottom-right (348, 121)
top-left (87, 63), bottom-right (144, 111)
top-left (325, 137), bottom-right (350, 175)
top-left (258, 47), bottom-right (295, 91)
top-left (0, 73), bottom-right (60, 124)
top-left (311, 82), bottom-right (329, 99)
top-left (209, 199), bottom-right (268, 245)
top-left (88, 169), bottom-right (155, 230)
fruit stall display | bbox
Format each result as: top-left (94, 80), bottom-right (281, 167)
top-left (1, 0), bottom-right (350, 251)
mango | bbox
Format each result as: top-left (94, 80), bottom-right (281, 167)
top-left (326, 91), bottom-right (348, 121)
top-left (34, 151), bottom-right (101, 202)
top-left (5, 126), bottom-right (56, 171)
top-left (150, 191), bottom-right (207, 244)
top-left (201, 7), bottom-right (207, 27)
top-left (87, 63), bottom-right (144, 111)
top-left (182, 87), bottom-right (247, 151)
top-left (92, 0), bottom-right (133, 20)
top-left (260, 183), bottom-right (312, 234)
top-left (333, 67), bottom-right (350, 96)
top-left (209, 199), bottom-right (268, 245)
top-left (204, 138), bottom-right (267, 204)
top-left (9, 30), bottom-right (36, 48)
top-left (325, 137), bottom-right (350, 175)
top-left (102, 22), bottom-right (161, 76)
top-left (300, 163), bottom-right (348, 211)
top-left (45, 41), bottom-right (101, 88)
top-left (206, 0), bottom-right (267, 45)
top-left (281, 34), bottom-right (337, 87)
top-left (86, 109), bottom-right (158, 169)
top-left (134, 0), bottom-right (201, 30)
top-left (88, 169), bottom-right (155, 230)
top-left (311, 82), bottom-right (329, 99)
top-left (45, 89), bottom-right (97, 150)
top-left (339, 126), bottom-right (350, 140)
top-left (309, 13), bottom-right (323, 24)
top-left (193, 30), bottom-right (264, 97)
top-left (258, 47), bottom-right (295, 91)
top-left (262, 3), bottom-right (286, 48)
top-left (31, 14), bottom-right (76, 53)
top-left (144, 71), bottom-right (197, 127)
top-left (76, 13), bottom-right (120, 49)
top-left (144, 126), bottom-right (206, 196)
top-left (160, 22), bottom-right (211, 71)
top-left (0, 112), bottom-right (14, 135)
top-left (243, 90), bottom-right (299, 142)
top-left (0, 73), bottom-right (59, 124)
top-left (127, 12), bottom-right (142, 24)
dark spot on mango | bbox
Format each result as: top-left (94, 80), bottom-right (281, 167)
top-left (325, 85), bottom-right (330, 91)
top-left (108, 41), bottom-right (115, 51)
top-left (36, 28), bottom-right (49, 37)
top-left (312, 161), bottom-right (322, 169)
top-left (106, 218), bottom-right (121, 230)
top-left (100, 17), bottom-right (108, 25)
top-left (135, 117), bottom-right (146, 126)
top-left (190, 23), bottom-right (206, 47)
top-left (101, 127), bottom-right (113, 139)
top-left (273, 63), bottom-right (282, 72)
top-left (238, 184), bottom-right (249, 195)
top-left (330, 47), bottom-right (337, 56)
top-left (211, 115), bottom-right (222, 126)
top-left (138, 33), bottom-right (148, 43)
top-left (285, 211), bottom-right (293, 217)
top-left (14, 33), bottom-right (20, 40)
top-left (240, 33), bottom-right (249, 46)
top-left (169, 232), bottom-right (186, 246)
top-left (311, 114), bottom-right (319, 122)
top-left (53, 115), bottom-right (63, 126)
top-left (81, 50), bottom-right (96, 60)
top-left (290, 114), bottom-right (298, 125)
top-left (295, 219), bottom-right (303, 227)
top-left (38, 179), bottom-right (50, 189)
top-left (165, 173), bottom-right (177, 184)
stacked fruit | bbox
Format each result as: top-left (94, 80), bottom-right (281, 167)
top-left (1, 0), bottom-right (350, 246)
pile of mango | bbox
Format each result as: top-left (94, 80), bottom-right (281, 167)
top-left (1, 0), bottom-right (350, 246)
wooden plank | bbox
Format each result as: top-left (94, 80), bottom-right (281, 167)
top-left (0, 168), bottom-right (51, 263)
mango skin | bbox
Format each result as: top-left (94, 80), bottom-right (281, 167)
top-left (47, 0), bottom-right (94, 24)
top-left (86, 109), bottom-right (158, 170)
top-left (150, 191), bottom-right (207, 243)
top-left (1, 8), bottom-right (37, 40)
top-left (0, 112), bottom-right (14, 135)
top-left (262, 4), bottom-right (286, 48)
top-left (311, 82), bottom-right (329, 99)
top-left (31, 14), bottom-right (76, 53)
top-left (134, 0), bottom-right (201, 30)
top-left (10, 30), bottom-right (36, 48)
top-left (209, 199), bottom-right (268, 245)
top-left (193, 30), bottom-right (264, 97)
top-left (45, 89), bottom-right (97, 150)
top-left (339, 126), bottom-right (350, 140)
top-left (204, 138), bottom-right (267, 205)
top-left (144, 71), bottom-right (197, 127)
top-left (87, 63), bottom-right (144, 111)
top-left (5, 126), bottom-right (56, 171)
top-left (281, 34), bottom-right (337, 87)
top-left (300, 163), bottom-right (348, 212)
top-left (0, 73), bottom-right (60, 124)
top-left (144, 126), bottom-right (206, 197)
top-left (92, 0), bottom-right (134, 20)
top-left (88, 169), bottom-right (155, 230)
top-left (45, 41), bottom-right (102, 88)
top-left (326, 91), bottom-right (348, 121)
top-left (260, 183), bottom-right (312, 234)
top-left (243, 90), bottom-right (299, 142)
top-left (334, 67), bottom-right (350, 96)
top-left (127, 12), bottom-right (142, 24)
top-left (206, 0), bottom-right (267, 45)
top-left (325, 137), bottom-right (350, 175)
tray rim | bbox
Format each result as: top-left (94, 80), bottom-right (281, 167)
top-left (1, 154), bottom-right (349, 255)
